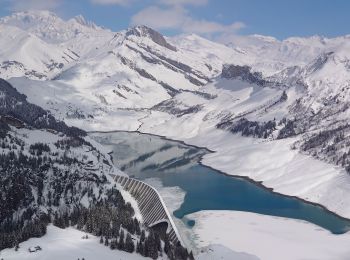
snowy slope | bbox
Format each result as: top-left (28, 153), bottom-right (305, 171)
top-left (2, 9), bottom-right (350, 198)
top-left (0, 225), bottom-right (147, 260)
top-left (2, 10), bottom-right (350, 206)
top-left (4, 9), bottom-right (350, 259)
top-left (0, 11), bottom-right (114, 80)
top-left (1, 78), bottom-right (196, 260)
top-left (4, 9), bottom-right (350, 260)
top-left (0, 10), bottom-right (113, 53)
top-left (189, 210), bottom-right (350, 260)
top-left (0, 24), bottom-right (78, 79)
top-left (0, 224), bottom-right (255, 260)
top-left (227, 34), bottom-right (350, 76)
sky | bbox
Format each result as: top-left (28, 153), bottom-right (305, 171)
top-left (0, 0), bottom-right (349, 42)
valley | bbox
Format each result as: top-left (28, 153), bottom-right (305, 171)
top-left (2, 9), bottom-right (350, 260)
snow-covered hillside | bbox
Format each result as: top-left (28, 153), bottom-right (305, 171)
top-left (189, 210), bottom-right (350, 260)
top-left (0, 225), bottom-right (146, 260)
top-left (0, 11), bottom-right (114, 80)
top-left (0, 78), bottom-right (194, 260)
top-left (3, 9), bottom-right (350, 259)
top-left (2, 10), bottom-right (350, 212)
top-left (0, 24), bottom-right (75, 79)
top-left (0, 224), bottom-right (255, 260)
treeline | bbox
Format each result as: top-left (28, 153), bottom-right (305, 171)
top-left (300, 124), bottom-right (350, 174)
top-left (52, 187), bottom-right (193, 259)
top-left (0, 75), bottom-right (194, 258)
top-left (217, 117), bottom-right (276, 139)
top-left (217, 116), bottom-right (298, 140)
top-left (29, 142), bottom-right (51, 155)
top-left (0, 132), bottom-right (109, 250)
top-left (0, 216), bottom-right (48, 250)
top-left (276, 118), bottom-right (296, 139)
top-left (0, 120), bottom-right (10, 138)
top-left (0, 134), bottom-right (193, 259)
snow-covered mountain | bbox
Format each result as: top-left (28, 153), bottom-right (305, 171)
top-left (3, 9), bottom-right (350, 259)
top-left (0, 11), bottom-right (113, 80)
top-left (2, 9), bottom-right (350, 184)
top-left (2, 9), bottom-right (350, 191)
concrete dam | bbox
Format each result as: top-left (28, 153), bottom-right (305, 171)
top-left (112, 175), bottom-right (183, 245)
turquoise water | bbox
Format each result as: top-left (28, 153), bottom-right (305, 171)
top-left (91, 131), bottom-right (350, 234)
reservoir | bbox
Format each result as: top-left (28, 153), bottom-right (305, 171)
top-left (91, 131), bottom-right (350, 234)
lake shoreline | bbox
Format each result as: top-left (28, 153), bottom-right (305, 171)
top-left (89, 129), bottom-right (350, 228)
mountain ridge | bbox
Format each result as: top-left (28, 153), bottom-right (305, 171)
top-left (2, 7), bottom-right (350, 241)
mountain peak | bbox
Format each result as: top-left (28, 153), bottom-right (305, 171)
top-left (71, 14), bottom-right (99, 29)
top-left (0, 10), bottom-right (60, 29)
top-left (0, 11), bottom-right (102, 30)
top-left (126, 25), bottom-right (177, 51)
top-left (0, 10), bottom-right (111, 44)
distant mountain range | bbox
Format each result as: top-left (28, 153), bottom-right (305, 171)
top-left (1, 10), bottom-right (349, 174)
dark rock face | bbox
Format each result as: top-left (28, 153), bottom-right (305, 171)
top-left (222, 64), bottom-right (267, 86)
top-left (0, 78), bottom-right (85, 137)
top-left (158, 82), bottom-right (180, 97)
top-left (0, 61), bottom-right (47, 80)
top-left (125, 40), bottom-right (208, 88)
top-left (119, 55), bottom-right (156, 81)
top-left (140, 45), bottom-right (209, 84)
top-left (181, 89), bottom-right (217, 100)
top-left (126, 25), bottom-right (177, 51)
top-left (152, 99), bottom-right (202, 117)
top-left (119, 55), bottom-right (180, 97)
top-left (1, 60), bottom-right (25, 70)
top-left (306, 52), bottom-right (334, 74)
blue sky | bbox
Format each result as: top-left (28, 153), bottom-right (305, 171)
top-left (0, 0), bottom-right (349, 41)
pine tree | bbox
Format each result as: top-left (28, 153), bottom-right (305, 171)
top-left (164, 234), bottom-right (171, 255)
top-left (118, 230), bottom-right (125, 250)
top-left (140, 230), bottom-right (145, 242)
top-left (125, 233), bottom-right (135, 253)
top-left (155, 232), bottom-right (161, 252)
top-left (145, 231), bottom-right (158, 259)
top-left (189, 250), bottom-right (195, 260)
top-left (136, 241), bottom-right (141, 254)
top-left (174, 242), bottom-right (189, 260)
top-left (110, 239), bottom-right (117, 250)
top-left (134, 218), bottom-right (141, 235)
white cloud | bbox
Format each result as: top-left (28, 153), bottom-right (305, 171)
top-left (2, 0), bottom-right (62, 11)
top-left (131, 5), bottom-right (245, 37)
top-left (183, 19), bottom-right (245, 35)
top-left (131, 5), bottom-right (186, 29)
top-left (91, 0), bottom-right (208, 7)
top-left (90, 0), bottom-right (133, 5)
top-left (159, 0), bottom-right (208, 6)
top-left (215, 33), bottom-right (249, 45)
